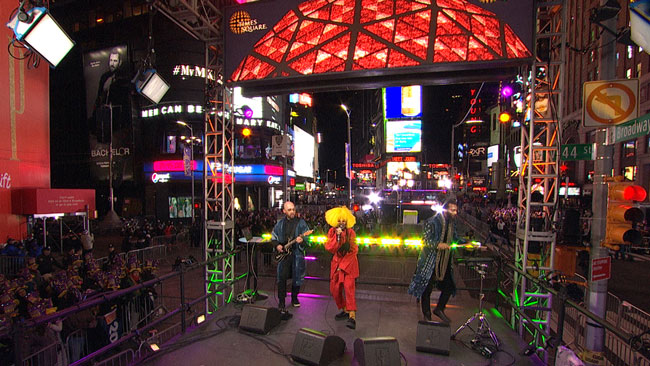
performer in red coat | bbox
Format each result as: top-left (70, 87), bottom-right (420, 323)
top-left (324, 206), bottom-right (359, 329)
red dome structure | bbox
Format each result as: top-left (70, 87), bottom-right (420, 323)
top-left (230, 0), bottom-right (531, 82)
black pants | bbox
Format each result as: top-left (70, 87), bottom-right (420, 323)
top-left (421, 258), bottom-right (454, 316)
top-left (277, 254), bottom-right (298, 305)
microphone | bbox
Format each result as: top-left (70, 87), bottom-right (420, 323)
top-left (336, 223), bottom-right (345, 243)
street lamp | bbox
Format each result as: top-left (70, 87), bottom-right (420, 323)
top-left (341, 104), bottom-right (352, 207)
top-left (177, 121), bottom-right (195, 224)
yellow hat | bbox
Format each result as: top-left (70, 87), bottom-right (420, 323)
top-left (325, 206), bottom-right (356, 228)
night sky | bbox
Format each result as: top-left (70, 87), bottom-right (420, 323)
top-left (313, 83), bottom-right (490, 185)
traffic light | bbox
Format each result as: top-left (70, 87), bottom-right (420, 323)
top-left (498, 111), bottom-right (511, 123)
top-left (604, 182), bottom-right (647, 250)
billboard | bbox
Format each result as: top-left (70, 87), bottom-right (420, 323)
top-left (487, 145), bottom-right (499, 167)
top-left (224, 0), bottom-right (533, 94)
top-left (354, 169), bottom-right (376, 187)
top-left (387, 162), bottom-right (420, 181)
top-left (384, 86), bottom-right (422, 119)
top-left (293, 126), bottom-right (315, 178)
top-left (233, 86), bottom-right (282, 121)
top-left (386, 120), bottom-right (422, 153)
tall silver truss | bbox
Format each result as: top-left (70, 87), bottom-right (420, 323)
top-left (153, 0), bottom-right (235, 313)
top-left (513, 0), bottom-right (567, 357)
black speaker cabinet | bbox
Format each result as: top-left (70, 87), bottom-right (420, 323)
top-left (238, 304), bottom-right (281, 334)
top-left (290, 328), bottom-right (346, 366)
top-left (353, 337), bottom-right (400, 366)
top-left (416, 320), bottom-right (450, 355)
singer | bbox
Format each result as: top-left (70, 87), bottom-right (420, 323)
top-left (324, 206), bottom-right (359, 329)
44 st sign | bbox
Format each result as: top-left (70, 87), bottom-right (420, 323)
top-left (560, 144), bottom-right (595, 161)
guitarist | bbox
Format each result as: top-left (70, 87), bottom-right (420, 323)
top-left (271, 201), bottom-right (310, 311)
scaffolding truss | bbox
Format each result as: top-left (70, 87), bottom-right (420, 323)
top-left (154, 0), bottom-right (235, 313)
top-left (513, 0), bottom-right (566, 358)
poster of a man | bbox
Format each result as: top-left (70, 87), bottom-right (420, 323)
top-left (83, 45), bottom-right (131, 135)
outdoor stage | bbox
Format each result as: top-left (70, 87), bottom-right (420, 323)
top-left (140, 276), bottom-right (544, 366)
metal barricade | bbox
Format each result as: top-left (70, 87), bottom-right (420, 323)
top-left (21, 340), bottom-right (65, 366)
top-left (65, 329), bottom-right (89, 364)
top-left (119, 283), bottom-right (164, 332)
top-left (0, 256), bottom-right (26, 276)
top-left (93, 349), bottom-right (134, 366)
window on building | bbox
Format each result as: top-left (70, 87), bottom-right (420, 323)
top-left (590, 50), bottom-right (595, 62)
top-left (627, 68), bottom-right (632, 79)
top-left (640, 47), bottom-right (644, 53)
top-left (624, 140), bottom-right (636, 158)
top-left (616, 52), bottom-right (620, 64)
top-left (628, 45), bottom-right (634, 59)
top-left (624, 166), bottom-right (637, 181)
top-left (637, 62), bottom-right (642, 77)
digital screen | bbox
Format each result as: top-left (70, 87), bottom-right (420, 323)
top-left (487, 145), bottom-right (499, 167)
top-left (293, 126), bottom-right (314, 178)
top-left (355, 169), bottom-right (376, 187)
top-left (169, 197), bottom-right (192, 218)
top-left (559, 187), bottom-right (581, 196)
top-left (387, 162), bottom-right (420, 181)
top-left (386, 120), bottom-right (422, 153)
top-left (384, 86), bottom-right (422, 119)
top-left (233, 86), bottom-right (282, 121)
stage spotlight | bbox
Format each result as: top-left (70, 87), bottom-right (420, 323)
top-left (196, 314), bottom-right (206, 324)
top-left (368, 192), bottom-right (382, 204)
top-left (501, 85), bottom-right (513, 98)
top-left (241, 104), bottom-right (254, 119)
top-left (7, 7), bottom-right (74, 67)
top-left (133, 69), bottom-right (170, 104)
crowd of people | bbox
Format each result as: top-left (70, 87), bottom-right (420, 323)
top-left (0, 217), bottom-right (185, 364)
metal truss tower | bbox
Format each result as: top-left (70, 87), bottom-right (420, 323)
top-left (513, 0), bottom-right (567, 357)
top-left (153, 0), bottom-right (236, 312)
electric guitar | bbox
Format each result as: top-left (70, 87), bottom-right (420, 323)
top-left (274, 230), bottom-right (313, 262)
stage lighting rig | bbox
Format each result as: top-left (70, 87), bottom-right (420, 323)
top-left (132, 5), bottom-right (169, 104)
top-left (6, 0), bottom-right (75, 68)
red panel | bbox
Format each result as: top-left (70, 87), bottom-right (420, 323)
top-left (364, 19), bottom-right (396, 43)
top-left (0, 1), bottom-right (51, 239)
top-left (387, 49), bottom-right (420, 68)
top-left (288, 50), bottom-right (319, 74)
top-left (12, 189), bottom-right (95, 215)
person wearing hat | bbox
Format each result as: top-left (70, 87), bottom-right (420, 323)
top-left (408, 199), bottom-right (466, 323)
top-left (324, 206), bottom-right (359, 330)
top-left (36, 247), bottom-right (62, 275)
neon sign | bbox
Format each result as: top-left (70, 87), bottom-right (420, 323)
top-left (235, 117), bottom-right (281, 132)
top-left (267, 176), bottom-right (281, 185)
top-left (141, 104), bottom-right (203, 118)
top-left (289, 93), bottom-right (313, 107)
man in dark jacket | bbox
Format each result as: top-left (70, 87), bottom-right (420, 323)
top-left (408, 199), bottom-right (465, 323)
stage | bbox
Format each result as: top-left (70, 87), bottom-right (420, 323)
top-left (140, 276), bottom-right (544, 366)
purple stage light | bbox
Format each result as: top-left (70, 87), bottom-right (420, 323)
top-left (304, 256), bottom-right (317, 261)
top-left (241, 105), bottom-right (254, 119)
top-left (501, 85), bottom-right (513, 98)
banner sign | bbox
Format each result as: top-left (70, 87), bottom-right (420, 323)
top-left (609, 112), bottom-right (650, 144)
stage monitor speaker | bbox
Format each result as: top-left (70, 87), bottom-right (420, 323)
top-left (290, 328), bottom-right (345, 366)
top-left (238, 304), bottom-right (281, 334)
top-left (416, 320), bottom-right (450, 355)
top-left (353, 337), bottom-right (400, 366)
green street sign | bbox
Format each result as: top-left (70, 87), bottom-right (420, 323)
top-left (610, 112), bottom-right (650, 144)
top-left (560, 144), bottom-right (595, 161)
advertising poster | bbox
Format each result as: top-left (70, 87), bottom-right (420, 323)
top-left (386, 120), bottom-right (422, 153)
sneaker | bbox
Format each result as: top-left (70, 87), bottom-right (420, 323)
top-left (292, 298), bottom-right (301, 307)
top-left (335, 311), bottom-right (349, 321)
top-left (346, 318), bottom-right (356, 329)
top-left (434, 308), bottom-right (451, 323)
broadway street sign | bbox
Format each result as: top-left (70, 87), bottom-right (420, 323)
top-left (610, 112), bottom-right (650, 144)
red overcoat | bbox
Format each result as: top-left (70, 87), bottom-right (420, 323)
top-left (325, 227), bottom-right (359, 278)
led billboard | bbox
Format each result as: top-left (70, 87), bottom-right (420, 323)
top-left (224, 0), bottom-right (533, 94)
top-left (487, 145), bottom-right (499, 167)
top-left (384, 86), bottom-right (422, 119)
top-left (233, 86), bottom-right (282, 121)
top-left (293, 126), bottom-right (315, 178)
top-left (386, 120), bottom-right (422, 153)
top-left (387, 162), bottom-right (420, 181)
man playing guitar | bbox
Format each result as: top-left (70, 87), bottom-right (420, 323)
top-left (271, 201), bottom-right (310, 311)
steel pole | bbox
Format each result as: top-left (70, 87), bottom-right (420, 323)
top-left (347, 112), bottom-right (352, 207)
top-left (190, 125), bottom-right (195, 225)
top-left (585, 1), bottom-right (616, 360)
